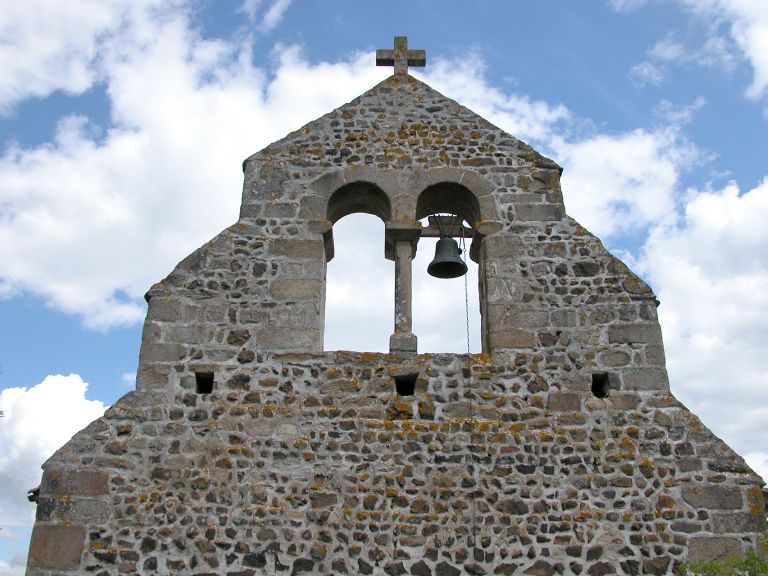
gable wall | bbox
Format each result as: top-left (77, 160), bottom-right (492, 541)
top-left (26, 76), bottom-right (765, 575)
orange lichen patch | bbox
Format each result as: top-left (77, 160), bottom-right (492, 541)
top-left (469, 352), bottom-right (492, 365)
top-left (747, 487), bottom-right (765, 515)
top-left (655, 494), bottom-right (676, 510)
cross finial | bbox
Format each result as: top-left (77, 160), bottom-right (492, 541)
top-left (376, 36), bottom-right (426, 76)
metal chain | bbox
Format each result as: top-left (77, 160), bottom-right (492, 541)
top-left (460, 222), bottom-right (477, 549)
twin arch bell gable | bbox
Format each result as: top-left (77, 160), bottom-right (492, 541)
top-left (27, 38), bottom-right (765, 575)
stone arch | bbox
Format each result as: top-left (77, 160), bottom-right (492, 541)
top-left (416, 181), bottom-right (482, 227)
top-left (327, 181), bottom-right (392, 223)
top-left (414, 180), bottom-right (490, 352)
top-left (324, 181), bottom-right (393, 352)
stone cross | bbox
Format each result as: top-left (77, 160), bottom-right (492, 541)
top-left (376, 36), bottom-right (426, 76)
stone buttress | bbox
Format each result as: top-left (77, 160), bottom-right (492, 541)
top-left (26, 72), bottom-right (765, 575)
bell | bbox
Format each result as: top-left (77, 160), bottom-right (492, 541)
top-left (427, 237), bottom-right (468, 279)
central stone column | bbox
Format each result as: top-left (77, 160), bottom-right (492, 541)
top-left (386, 225), bottom-right (421, 353)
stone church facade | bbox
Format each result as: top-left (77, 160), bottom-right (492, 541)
top-left (27, 38), bottom-right (764, 575)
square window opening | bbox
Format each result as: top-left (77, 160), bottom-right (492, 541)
top-left (394, 373), bottom-right (418, 396)
top-left (591, 372), bottom-right (611, 399)
top-left (196, 372), bottom-right (214, 394)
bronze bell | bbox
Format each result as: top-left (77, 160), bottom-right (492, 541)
top-left (427, 237), bottom-right (468, 279)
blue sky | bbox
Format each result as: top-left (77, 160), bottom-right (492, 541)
top-left (2, 1), bottom-right (768, 572)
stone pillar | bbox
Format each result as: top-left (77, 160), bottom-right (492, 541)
top-left (386, 225), bottom-right (421, 353)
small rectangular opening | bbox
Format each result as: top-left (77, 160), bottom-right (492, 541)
top-left (195, 372), bottom-right (214, 394)
top-left (591, 372), bottom-right (610, 399)
top-left (394, 374), bottom-right (417, 396)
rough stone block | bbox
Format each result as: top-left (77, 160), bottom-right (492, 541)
top-left (572, 261), bottom-right (601, 277)
top-left (163, 325), bottom-right (213, 345)
top-left (269, 279), bottom-right (321, 300)
top-left (607, 324), bottom-right (662, 345)
top-left (239, 307), bottom-right (270, 324)
top-left (488, 329), bottom-right (536, 349)
top-left (645, 344), bottom-right (666, 366)
top-left (712, 512), bottom-right (765, 533)
top-left (35, 497), bottom-right (109, 523)
top-left (599, 350), bottom-right (631, 367)
top-left (503, 310), bottom-right (549, 329)
top-left (254, 326), bottom-right (321, 351)
top-left (42, 470), bottom-right (109, 497)
top-left (264, 202), bottom-right (297, 217)
top-left (682, 486), bottom-right (743, 509)
top-left (515, 203), bottom-right (564, 221)
top-left (622, 367), bottom-right (669, 391)
top-left (688, 537), bottom-right (743, 562)
top-left (550, 309), bottom-right (577, 327)
top-left (547, 392), bottom-right (581, 412)
top-left (146, 298), bottom-right (181, 322)
top-left (607, 394), bottom-right (640, 410)
top-left (270, 239), bottom-right (324, 259)
top-left (27, 524), bottom-right (86, 569)
top-left (389, 331), bottom-right (417, 353)
top-left (482, 236), bottom-right (525, 259)
top-left (139, 342), bottom-right (186, 363)
top-left (298, 195), bottom-right (326, 219)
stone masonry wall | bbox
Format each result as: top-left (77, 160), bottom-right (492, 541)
top-left (27, 74), bottom-right (765, 574)
top-left (29, 352), bottom-right (764, 575)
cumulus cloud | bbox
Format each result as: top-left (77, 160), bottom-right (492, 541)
top-left (553, 125), bottom-right (703, 239)
top-left (0, 4), bottom-right (574, 331)
top-left (0, 0), bottom-right (178, 113)
top-left (0, 374), bottom-right (106, 566)
top-left (720, 0), bottom-right (768, 100)
top-left (637, 179), bottom-right (768, 464)
top-left (0, 8), bottom-right (386, 329)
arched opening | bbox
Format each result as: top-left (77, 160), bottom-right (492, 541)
top-left (324, 183), bottom-right (393, 352)
top-left (414, 183), bottom-right (482, 353)
top-left (413, 219), bottom-right (481, 353)
top-left (327, 181), bottom-right (391, 224)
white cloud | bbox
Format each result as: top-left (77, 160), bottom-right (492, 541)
top-left (121, 372), bottom-right (137, 388)
top-left (0, 557), bottom-right (25, 576)
top-left (554, 125), bottom-right (703, 238)
top-left (0, 5), bottom-right (574, 332)
top-left (744, 451), bottom-right (768, 483)
top-left (638, 179), bottom-right (768, 463)
top-left (238, 0), bottom-right (291, 32)
top-left (260, 0), bottom-right (292, 32)
top-left (630, 61), bottom-right (665, 87)
top-left (638, 0), bottom-right (768, 101)
top-left (649, 36), bottom-right (687, 61)
top-left (0, 8), bottom-right (385, 329)
top-left (0, 374), bottom-right (106, 562)
top-left (720, 0), bottom-right (768, 99)
top-left (0, 0), bottom-right (177, 113)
